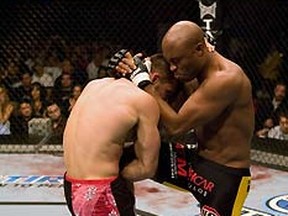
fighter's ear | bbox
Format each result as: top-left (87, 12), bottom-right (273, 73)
top-left (195, 42), bottom-right (206, 56)
top-left (150, 72), bottom-right (160, 83)
top-left (195, 42), bottom-right (204, 51)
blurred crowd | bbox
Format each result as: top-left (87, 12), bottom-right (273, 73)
top-left (0, 35), bottom-right (120, 143)
top-left (254, 81), bottom-right (288, 140)
top-left (1, 35), bottom-right (288, 143)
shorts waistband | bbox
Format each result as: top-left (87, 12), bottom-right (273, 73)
top-left (193, 155), bottom-right (251, 176)
top-left (64, 172), bottom-right (117, 184)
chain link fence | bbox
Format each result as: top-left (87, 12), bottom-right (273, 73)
top-left (0, 0), bottom-right (288, 169)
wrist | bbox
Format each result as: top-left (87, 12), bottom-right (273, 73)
top-left (138, 80), bottom-right (152, 89)
top-left (143, 84), bottom-right (159, 98)
top-left (130, 70), bottom-right (151, 87)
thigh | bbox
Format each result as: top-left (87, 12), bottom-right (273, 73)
top-left (111, 176), bottom-right (136, 216)
top-left (188, 157), bottom-right (251, 216)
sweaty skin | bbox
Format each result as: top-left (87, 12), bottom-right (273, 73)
top-left (63, 77), bottom-right (160, 181)
top-left (117, 21), bottom-right (254, 169)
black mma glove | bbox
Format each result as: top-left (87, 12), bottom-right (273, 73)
top-left (129, 56), bottom-right (152, 89)
top-left (170, 129), bottom-right (198, 152)
top-left (107, 49), bottom-right (129, 79)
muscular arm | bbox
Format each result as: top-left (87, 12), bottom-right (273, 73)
top-left (144, 73), bottom-right (240, 136)
top-left (115, 51), bottom-right (239, 136)
top-left (121, 94), bottom-right (161, 182)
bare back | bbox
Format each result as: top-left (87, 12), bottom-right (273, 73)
top-left (63, 78), bottom-right (159, 179)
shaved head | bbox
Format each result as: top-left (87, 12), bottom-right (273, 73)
top-left (160, 21), bottom-right (208, 82)
top-left (162, 21), bottom-right (204, 50)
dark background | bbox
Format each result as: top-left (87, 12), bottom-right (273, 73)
top-left (0, 0), bottom-right (288, 98)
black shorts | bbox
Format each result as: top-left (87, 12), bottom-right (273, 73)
top-left (64, 173), bottom-right (136, 216)
top-left (188, 155), bottom-right (251, 216)
top-left (156, 141), bottom-right (251, 216)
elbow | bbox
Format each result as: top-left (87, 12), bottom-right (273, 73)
top-left (145, 170), bottom-right (156, 179)
top-left (144, 162), bottom-right (158, 179)
top-left (164, 116), bottom-right (197, 137)
top-left (166, 125), bottom-right (185, 137)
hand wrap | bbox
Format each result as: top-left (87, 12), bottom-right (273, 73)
top-left (129, 56), bottom-right (152, 89)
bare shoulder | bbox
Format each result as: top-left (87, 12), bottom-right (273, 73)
top-left (134, 88), bottom-right (160, 112)
top-left (212, 57), bottom-right (250, 90)
top-left (219, 57), bottom-right (252, 103)
top-left (87, 78), bottom-right (159, 112)
top-left (88, 77), bottom-right (114, 86)
top-left (198, 56), bottom-right (252, 105)
top-left (227, 58), bottom-right (251, 89)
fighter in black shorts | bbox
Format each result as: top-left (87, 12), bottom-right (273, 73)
top-left (114, 21), bottom-right (254, 216)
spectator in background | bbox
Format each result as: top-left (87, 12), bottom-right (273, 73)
top-left (86, 45), bottom-right (110, 80)
top-left (43, 54), bottom-right (62, 83)
top-left (255, 117), bottom-right (274, 138)
top-left (66, 43), bottom-right (90, 86)
top-left (10, 99), bottom-right (34, 142)
top-left (53, 59), bottom-right (75, 88)
top-left (0, 85), bottom-right (15, 135)
top-left (70, 43), bottom-right (90, 73)
top-left (255, 81), bottom-right (288, 130)
top-left (0, 60), bottom-right (21, 91)
top-left (30, 82), bottom-right (48, 117)
top-left (62, 83), bottom-right (83, 118)
top-left (267, 112), bottom-right (288, 140)
top-left (45, 101), bottom-right (67, 143)
top-left (52, 72), bottom-right (74, 111)
top-left (31, 59), bottom-right (55, 104)
top-left (12, 66), bottom-right (33, 102)
top-left (31, 60), bottom-right (54, 88)
top-left (54, 59), bottom-right (88, 86)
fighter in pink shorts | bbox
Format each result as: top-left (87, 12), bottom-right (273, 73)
top-left (64, 173), bottom-right (135, 216)
top-left (63, 51), bottom-right (161, 216)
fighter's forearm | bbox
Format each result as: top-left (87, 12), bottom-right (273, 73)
top-left (120, 159), bottom-right (156, 182)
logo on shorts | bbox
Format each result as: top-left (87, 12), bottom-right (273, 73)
top-left (201, 205), bottom-right (220, 216)
top-left (266, 194), bottom-right (288, 214)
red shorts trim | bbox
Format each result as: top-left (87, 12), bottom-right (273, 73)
top-left (65, 173), bottom-right (117, 185)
